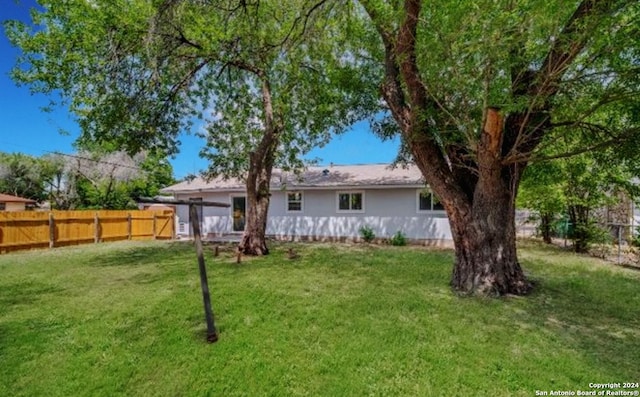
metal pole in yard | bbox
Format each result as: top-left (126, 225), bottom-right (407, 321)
top-left (189, 203), bottom-right (218, 343)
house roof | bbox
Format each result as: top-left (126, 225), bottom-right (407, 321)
top-left (0, 193), bottom-right (37, 203)
top-left (161, 163), bottom-right (426, 194)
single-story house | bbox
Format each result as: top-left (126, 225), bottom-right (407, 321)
top-left (161, 163), bottom-right (454, 245)
top-left (0, 193), bottom-right (37, 212)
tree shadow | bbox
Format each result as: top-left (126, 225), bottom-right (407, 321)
top-left (84, 242), bottom-right (191, 268)
top-left (516, 261), bottom-right (640, 379)
top-left (0, 280), bottom-right (67, 312)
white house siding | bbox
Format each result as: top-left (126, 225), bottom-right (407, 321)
top-left (173, 188), bottom-right (452, 244)
top-left (173, 192), bottom-right (234, 236)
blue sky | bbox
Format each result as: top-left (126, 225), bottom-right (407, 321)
top-left (0, 0), bottom-right (399, 179)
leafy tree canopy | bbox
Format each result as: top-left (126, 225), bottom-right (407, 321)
top-left (360, 0), bottom-right (640, 166)
top-left (0, 149), bottom-right (174, 210)
top-left (5, 0), bottom-right (378, 177)
top-left (351, 0), bottom-right (640, 295)
top-left (0, 152), bottom-right (48, 201)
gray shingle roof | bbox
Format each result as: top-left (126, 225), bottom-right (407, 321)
top-left (161, 163), bottom-right (425, 193)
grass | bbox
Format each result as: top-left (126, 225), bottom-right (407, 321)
top-left (0, 240), bottom-right (638, 396)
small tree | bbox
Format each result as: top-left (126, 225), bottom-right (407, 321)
top-left (518, 161), bottom-right (566, 244)
top-left (520, 147), bottom-right (640, 253)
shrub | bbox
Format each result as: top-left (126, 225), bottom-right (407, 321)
top-left (359, 225), bottom-right (375, 243)
top-left (390, 231), bottom-right (407, 246)
top-left (572, 221), bottom-right (611, 253)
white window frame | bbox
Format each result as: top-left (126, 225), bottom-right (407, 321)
top-left (336, 190), bottom-right (365, 213)
top-left (286, 191), bottom-right (304, 213)
top-left (416, 189), bottom-right (445, 213)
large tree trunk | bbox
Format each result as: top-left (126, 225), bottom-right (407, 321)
top-left (449, 218), bottom-right (530, 296)
top-left (361, 0), bottom-right (609, 296)
top-left (236, 70), bottom-right (280, 256)
top-left (447, 180), bottom-right (532, 296)
top-left (440, 109), bottom-right (532, 296)
top-left (238, 152), bottom-right (273, 255)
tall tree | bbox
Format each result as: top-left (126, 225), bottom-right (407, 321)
top-left (0, 152), bottom-right (47, 202)
top-left (6, 0), bottom-right (372, 255)
top-left (356, 0), bottom-right (640, 295)
top-left (40, 153), bottom-right (78, 209)
top-left (65, 150), bottom-right (149, 209)
top-left (195, 1), bottom-right (372, 254)
top-left (58, 150), bottom-right (173, 209)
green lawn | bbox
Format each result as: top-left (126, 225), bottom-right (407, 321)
top-left (0, 240), bottom-right (638, 396)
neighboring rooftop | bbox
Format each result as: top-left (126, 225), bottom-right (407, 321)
top-left (161, 163), bottom-right (426, 193)
top-left (0, 193), bottom-right (37, 203)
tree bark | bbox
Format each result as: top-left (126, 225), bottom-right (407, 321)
top-left (539, 212), bottom-right (553, 244)
top-left (236, 70), bottom-right (280, 256)
top-left (568, 204), bottom-right (591, 253)
top-left (447, 188), bottom-right (532, 296)
top-left (238, 151), bottom-right (273, 255)
top-left (437, 109), bottom-right (532, 296)
top-left (358, 0), bottom-right (612, 296)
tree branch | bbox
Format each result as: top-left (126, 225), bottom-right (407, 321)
top-left (534, 0), bottom-right (629, 99)
top-left (503, 1), bottom-right (631, 167)
top-left (266, 0), bottom-right (331, 49)
top-left (396, 0), bottom-right (429, 112)
top-left (505, 124), bottom-right (640, 164)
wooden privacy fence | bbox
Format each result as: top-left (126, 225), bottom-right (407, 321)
top-left (0, 210), bottom-right (174, 253)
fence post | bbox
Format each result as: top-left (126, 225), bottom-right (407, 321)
top-left (172, 212), bottom-right (176, 240)
top-left (49, 212), bottom-right (55, 249)
top-left (94, 212), bottom-right (100, 244)
top-left (127, 213), bottom-right (132, 240)
top-left (152, 213), bottom-right (157, 240)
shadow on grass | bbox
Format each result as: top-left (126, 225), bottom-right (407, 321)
top-left (0, 325), bottom-right (6, 357)
top-left (83, 241), bottom-right (246, 271)
top-left (84, 242), bottom-right (192, 268)
top-left (0, 280), bottom-right (67, 312)
top-left (518, 260), bottom-right (640, 380)
top-left (190, 321), bottom-right (217, 344)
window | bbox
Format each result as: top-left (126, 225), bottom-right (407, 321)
top-left (230, 196), bottom-right (246, 232)
top-left (287, 192), bottom-right (303, 212)
top-left (433, 195), bottom-right (444, 210)
top-left (418, 192), bottom-right (430, 211)
top-left (337, 191), bottom-right (364, 212)
top-left (417, 190), bottom-right (444, 212)
top-left (0, 203), bottom-right (5, 211)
